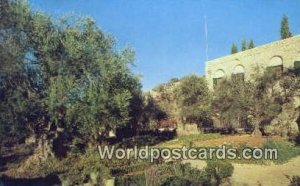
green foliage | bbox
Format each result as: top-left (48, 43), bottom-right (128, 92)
top-left (159, 162), bottom-right (209, 185)
top-left (116, 173), bottom-right (147, 186)
top-left (171, 163), bottom-right (208, 182)
top-left (0, 2), bottom-right (157, 183)
top-left (115, 135), bottom-right (166, 148)
top-left (241, 39), bottom-right (247, 51)
top-left (145, 166), bottom-right (161, 186)
top-left (0, 0), bottom-right (143, 146)
top-left (42, 17), bottom-right (141, 142)
top-left (168, 77), bottom-right (180, 84)
top-left (253, 72), bottom-right (283, 121)
top-left (280, 15), bottom-right (292, 39)
top-left (262, 140), bottom-right (300, 163)
top-left (177, 133), bottom-right (221, 142)
top-left (278, 74), bottom-right (300, 101)
top-left (213, 80), bottom-right (253, 128)
top-left (248, 39), bottom-right (255, 49)
top-left (213, 72), bottom-right (282, 132)
top-left (0, 0), bottom-right (42, 144)
top-left (158, 133), bottom-right (221, 148)
top-left (139, 94), bottom-right (168, 130)
top-left (205, 160), bottom-right (234, 184)
top-left (37, 148), bottom-right (110, 185)
top-left (115, 163), bottom-right (161, 186)
top-left (116, 162), bottom-right (211, 186)
top-left (112, 161), bottom-right (151, 175)
top-left (161, 176), bottom-right (195, 186)
top-left (231, 43), bottom-right (238, 54)
top-left (176, 75), bottom-right (211, 125)
top-left (152, 83), bottom-right (165, 92)
top-left (294, 61), bottom-right (300, 76)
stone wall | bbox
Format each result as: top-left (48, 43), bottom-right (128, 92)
top-left (205, 35), bottom-right (300, 90)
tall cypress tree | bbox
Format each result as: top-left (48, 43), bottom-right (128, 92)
top-left (231, 43), bottom-right (238, 54)
top-left (280, 15), bottom-right (292, 39)
top-left (241, 39), bottom-right (247, 51)
top-left (248, 40), bottom-right (255, 49)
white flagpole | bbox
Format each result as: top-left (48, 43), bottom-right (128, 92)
top-left (204, 15), bottom-right (208, 62)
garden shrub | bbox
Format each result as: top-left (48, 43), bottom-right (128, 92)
top-left (205, 160), bottom-right (234, 184)
top-left (161, 176), bottom-right (194, 186)
top-left (115, 173), bottom-right (146, 186)
top-left (294, 61), bottom-right (300, 76)
top-left (115, 162), bottom-right (210, 186)
top-left (37, 148), bottom-right (109, 185)
top-left (263, 140), bottom-right (300, 163)
top-left (111, 161), bottom-right (151, 175)
top-left (160, 162), bottom-right (209, 185)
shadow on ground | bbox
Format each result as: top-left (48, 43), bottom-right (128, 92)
top-left (0, 175), bottom-right (61, 186)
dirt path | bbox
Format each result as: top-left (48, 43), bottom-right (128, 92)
top-left (159, 135), bottom-right (284, 148)
top-left (183, 156), bottom-right (300, 186)
top-left (195, 135), bottom-right (283, 147)
top-left (231, 156), bottom-right (300, 186)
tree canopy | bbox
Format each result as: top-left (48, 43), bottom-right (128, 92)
top-left (231, 43), bottom-right (238, 54)
top-left (241, 39), bottom-right (247, 51)
top-left (248, 39), bottom-right (255, 49)
top-left (175, 75), bottom-right (211, 125)
top-left (212, 72), bottom-right (282, 135)
top-left (0, 0), bottom-right (142, 147)
top-left (280, 15), bottom-right (292, 39)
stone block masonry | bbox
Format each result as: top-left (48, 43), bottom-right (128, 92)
top-left (205, 35), bottom-right (300, 90)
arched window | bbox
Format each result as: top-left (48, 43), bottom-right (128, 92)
top-left (269, 56), bottom-right (283, 67)
top-left (267, 56), bottom-right (283, 76)
top-left (213, 69), bottom-right (225, 87)
top-left (232, 65), bottom-right (245, 82)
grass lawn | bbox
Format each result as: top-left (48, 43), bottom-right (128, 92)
top-left (157, 133), bottom-right (285, 148)
top-left (157, 133), bottom-right (300, 164)
top-left (157, 133), bottom-right (222, 148)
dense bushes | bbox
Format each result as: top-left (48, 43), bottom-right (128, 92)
top-left (153, 62), bottom-right (300, 139)
top-left (205, 160), bottom-right (234, 184)
top-left (116, 162), bottom-right (210, 186)
top-left (175, 75), bottom-right (212, 125)
top-left (111, 161), bottom-right (151, 176)
top-left (152, 70), bottom-right (294, 136)
top-left (212, 72), bottom-right (284, 136)
top-left (115, 161), bottom-right (234, 186)
top-left (27, 149), bottom-right (110, 185)
top-left (0, 0), bottom-right (143, 149)
top-left (294, 61), bottom-right (300, 76)
top-left (263, 140), bottom-right (300, 163)
top-left (116, 174), bottom-right (147, 186)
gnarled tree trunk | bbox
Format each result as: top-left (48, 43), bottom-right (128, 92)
top-left (249, 116), bottom-right (262, 137)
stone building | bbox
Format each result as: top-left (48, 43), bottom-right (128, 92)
top-left (205, 35), bottom-right (300, 90)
